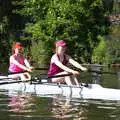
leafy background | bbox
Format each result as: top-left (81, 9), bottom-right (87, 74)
top-left (0, 0), bottom-right (120, 67)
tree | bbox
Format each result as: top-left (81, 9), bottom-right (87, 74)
top-left (13, 0), bottom-right (109, 64)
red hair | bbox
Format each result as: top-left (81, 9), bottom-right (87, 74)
top-left (12, 42), bottom-right (23, 54)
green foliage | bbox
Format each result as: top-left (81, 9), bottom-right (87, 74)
top-left (92, 24), bottom-right (120, 64)
top-left (15, 0), bottom-right (108, 64)
top-left (101, 25), bottom-right (120, 64)
top-left (30, 40), bottom-right (52, 64)
top-left (1, 0), bottom-right (114, 65)
top-left (105, 34), bottom-right (120, 64)
top-left (110, 25), bottom-right (120, 36)
top-left (0, 0), bottom-right (12, 63)
top-left (92, 35), bottom-right (106, 63)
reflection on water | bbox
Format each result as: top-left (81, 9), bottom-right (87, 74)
top-left (51, 95), bottom-right (88, 119)
top-left (8, 93), bottom-right (35, 113)
top-left (0, 90), bottom-right (120, 120)
top-left (0, 65), bottom-right (120, 119)
top-left (109, 105), bottom-right (120, 120)
top-left (7, 92), bottom-right (88, 119)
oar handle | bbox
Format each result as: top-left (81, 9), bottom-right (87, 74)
top-left (46, 73), bottom-right (73, 79)
top-left (33, 73), bottom-right (73, 82)
top-left (0, 77), bottom-right (14, 80)
top-left (0, 71), bottom-right (28, 76)
top-left (35, 68), bottom-right (48, 70)
top-left (0, 79), bottom-right (31, 85)
top-left (0, 74), bottom-right (73, 85)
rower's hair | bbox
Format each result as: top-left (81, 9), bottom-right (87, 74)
top-left (12, 42), bottom-right (16, 54)
top-left (11, 42), bottom-right (22, 54)
top-left (55, 46), bottom-right (67, 55)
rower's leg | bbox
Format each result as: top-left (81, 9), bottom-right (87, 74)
top-left (20, 72), bottom-right (31, 81)
top-left (64, 76), bottom-right (72, 86)
top-left (8, 72), bottom-right (31, 81)
top-left (52, 76), bottom-right (64, 83)
top-left (72, 76), bottom-right (79, 86)
top-left (51, 71), bottom-right (72, 86)
top-left (8, 74), bottom-right (21, 80)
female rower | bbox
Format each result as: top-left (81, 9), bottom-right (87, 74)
top-left (48, 40), bottom-right (87, 86)
top-left (8, 42), bottom-right (33, 80)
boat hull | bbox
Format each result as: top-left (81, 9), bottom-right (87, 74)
top-left (0, 75), bottom-right (120, 100)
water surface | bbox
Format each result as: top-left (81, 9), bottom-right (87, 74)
top-left (0, 65), bottom-right (120, 120)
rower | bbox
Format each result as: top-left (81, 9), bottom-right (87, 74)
top-left (8, 42), bottom-right (33, 80)
top-left (48, 40), bottom-right (88, 86)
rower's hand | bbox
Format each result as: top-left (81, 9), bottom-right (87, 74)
top-left (29, 66), bottom-right (34, 70)
top-left (26, 67), bottom-right (33, 72)
top-left (81, 67), bottom-right (88, 72)
top-left (72, 70), bottom-right (80, 75)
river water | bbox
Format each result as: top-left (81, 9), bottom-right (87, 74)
top-left (0, 65), bottom-right (120, 120)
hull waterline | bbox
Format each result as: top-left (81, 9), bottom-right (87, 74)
top-left (0, 80), bottom-right (120, 101)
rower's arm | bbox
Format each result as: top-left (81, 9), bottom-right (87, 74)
top-left (24, 59), bottom-right (33, 70)
top-left (54, 56), bottom-right (75, 73)
top-left (68, 56), bottom-right (87, 71)
top-left (10, 56), bottom-right (31, 71)
top-left (24, 59), bottom-right (31, 67)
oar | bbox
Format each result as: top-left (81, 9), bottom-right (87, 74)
top-left (31, 73), bottom-right (89, 87)
top-left (46, 73), bottom-right (73, 79)
top-left (0, 73), bottom-right (90, 88)
top-left (0, 77), bottom-right (15, 81)
top-left (0, 73), bottom-right (47, 81)
top-left (0, 79), bottom-right (31, 85)
top-left (35, 68), bottom-right (48, 70)
top-left (0, 71), bottom-right (28, 76)
top-left (0, 67), bottom-right (48, 76)
top-left (34, 73), bottom-right (89, 87)
top-left (0, 73), bottom-right (73, 85)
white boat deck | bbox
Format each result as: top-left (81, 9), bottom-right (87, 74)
top-left (0, 75), bottom-right (120, 101)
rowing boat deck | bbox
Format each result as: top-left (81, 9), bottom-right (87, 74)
top-left (0, 75), bottom-right (120, 101)
top-left (0, 82), bottom-right (120, 101)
